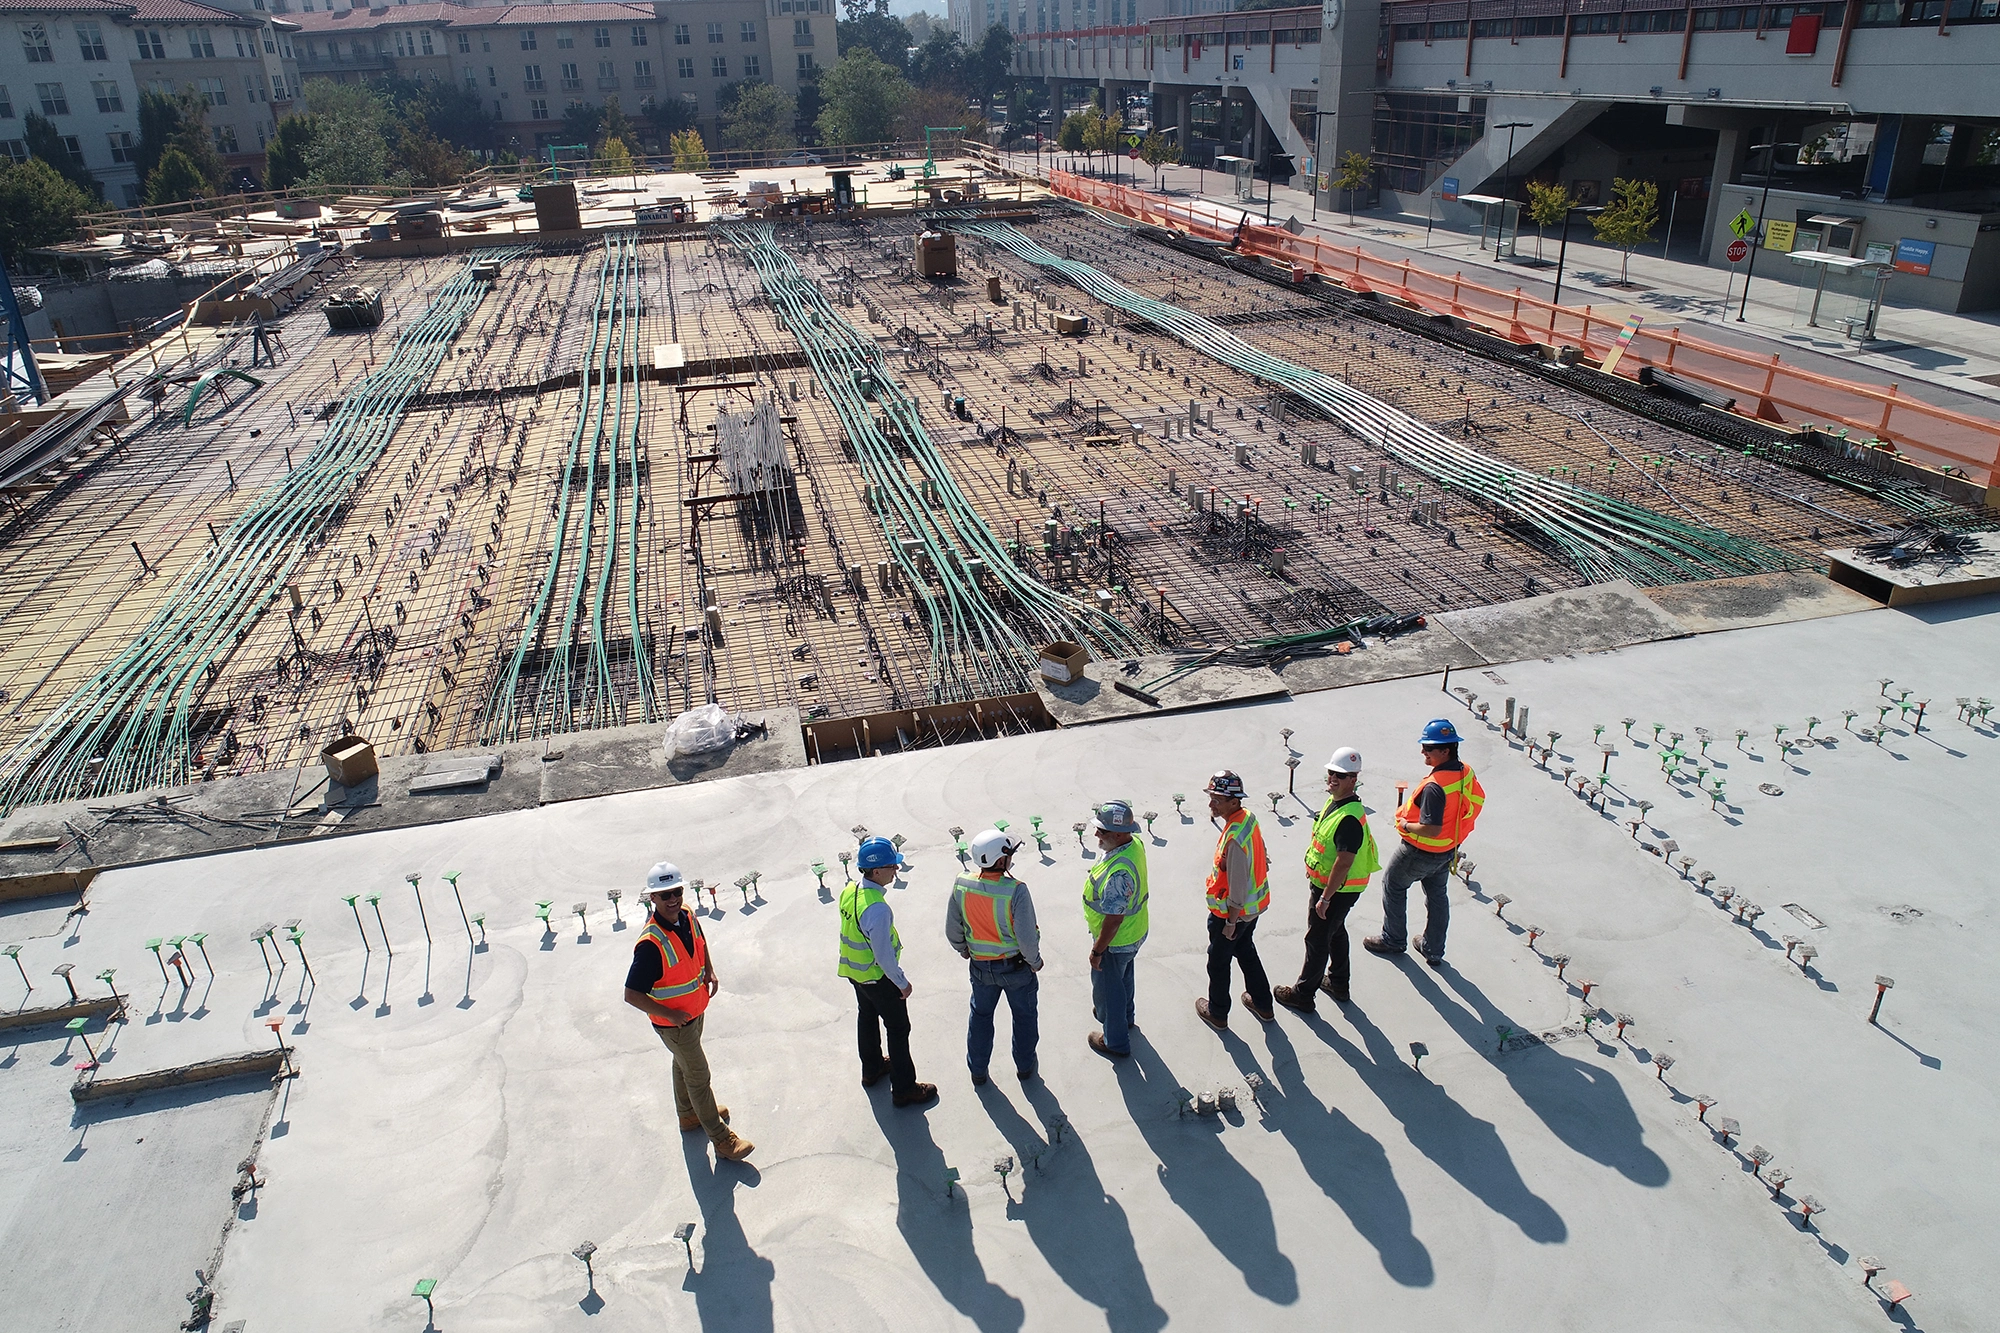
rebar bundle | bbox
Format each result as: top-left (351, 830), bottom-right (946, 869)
top-left (0, 251), bottom-right (526, 811)
top-left (959, 221), bottom-right (1801, 589)
top-left (720, 224), bottom-right (1148, 702)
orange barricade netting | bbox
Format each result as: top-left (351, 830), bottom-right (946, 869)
top-left (1043, 172), bottom-right (1999, 488)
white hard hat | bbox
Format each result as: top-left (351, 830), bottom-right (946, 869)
top-left (968, 827), bottom-right (1021, 869)
top-left (644, 861), bottom-right (686, 893)
top-left (1326, 747), bottom-right (1363, 774)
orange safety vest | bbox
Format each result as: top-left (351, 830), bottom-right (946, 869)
top-left (1204, 809), bottom-right (1270, 918)
top-left (637, 912), bottom-right (711, 1025)
top-left (1398, 764), bottom-right (1486, 852)
top-left (954, 873), bottom-right (1023, 960)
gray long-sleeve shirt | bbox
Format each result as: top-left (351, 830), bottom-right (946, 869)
top-left (946, 874), bottom-right (1043, 969)
top-left (858, 899), bottom-right (909, 990)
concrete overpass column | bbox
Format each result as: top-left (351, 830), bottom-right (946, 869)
top-left (1699, 124), bottom-right (1753, 258)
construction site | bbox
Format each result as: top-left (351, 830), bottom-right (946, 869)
top-left (0, 159), bottom-right (1995, 1332)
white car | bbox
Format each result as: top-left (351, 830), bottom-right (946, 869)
top-left (776, 151), bottom-right (823, 166)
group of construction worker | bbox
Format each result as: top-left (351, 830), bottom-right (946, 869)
top-left (623, 717), bottom-right (1485, 1161)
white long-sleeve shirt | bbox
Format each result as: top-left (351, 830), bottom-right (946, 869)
top-left (858, 899), bottom-right (910, 990)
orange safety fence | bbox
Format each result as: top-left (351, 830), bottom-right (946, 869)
top-left (1047, 171), bottom-right (2000, 489)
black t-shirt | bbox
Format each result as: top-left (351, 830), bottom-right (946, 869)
top-left (1332, 813), bottom-right (1365, 855)
top-left (1416, 759), bottom-right (1466, 826)
top-left (624, 911), bottom-right (696, 993)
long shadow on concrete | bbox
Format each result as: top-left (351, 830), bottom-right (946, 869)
top-left (678, 1137), bottom-right (776, 1333)
top-left (1411, 961), bottom-right (1669, 1187)
top-left (1117, 1039), bottom-right (1299, 1304)
top-left (1223, 1024), bottom-right (1436, 1286)
top-left (1314, 1005), bottom-right (1567, 1243)
top-left (870, 1097), bottom-right (1026, 1333)
top-left (970, 1079), bottom-right (1169, 1333)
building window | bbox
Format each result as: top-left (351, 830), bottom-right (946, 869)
top-left (421, 30), bottom-right (434, 53)
top-left (794, 18), bottom-right (814, 44)
top-left (797, 51), bottom-right (815, 73)
top-left (34, 82), bottom-right (68, 116)
top-left (0, 140), bottom-right (26, 164)
top-left (213, 124), bottom-right (238, 152)
top-left (560, 61), bottom-right (580, 89)
top-left (246, 72), bottom-right (267, 101)
top-left (634, 58), bottom-right (652, 77)
top-left (631, 25), bottom-right (648, 44)
top-left (77, 22), bottom-right (108, 60)
top-left (530, 97), bottom-right (548, 119)
top-left (60, 134), bottom-right (83, 166)
top-left (674, 23), bottom-right (691, 43)
top-left (711, 54), bottom-right (727, 76)
top-left (121, 182), bottom-right (139, 205)
top-left (677, 55), bottom-right (694, 77)
top-left (707, 21), bottom-right (724, 42)
top-left (0, 87), bottom-right (11, 118)
top-left (594, 26), bottom-right (611, 46)
top-left (92, 79), bottom-right (123, 112)
top-left (743, 53), bottom-right (760, 76)
top-left (597, 59), bottom-right (614, 77)
top-left (556, 29), bottom-right (574, 48)
top-left (190, 28), bottom-right (216, 58)
top-left (520, 29), bottom-right (537, 49)
top-left (395, 31), bottom-right (414, 56)
top-left (741, 20), bottom-right (757, 40)
top-left (19, 23), bottom-right (52, 63)
top-left (465, 67), bottom-right (478, 89)
top-left (524, 64), bottom-right (543, 89)
top-left (234, 31), bottom-right (248, 57)
top-left (135, 28), bottom-right (166, 59)
top-left (108, 130), bottom-right (135, 162)
top-left (199, 77), bottom-right (227, 106)
top-left (264, 34), bottom-right (276, 53)
top-left (457, 32), bottom-right (471, 53)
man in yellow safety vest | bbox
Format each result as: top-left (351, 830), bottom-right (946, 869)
top-left (1083, 799), bottom-right (1149, 1059)
top-left (1276, 747), bottom-right (1378, 1012)
top-left (839, 836), bottom-right (937, 1109)
top-left (946, 827), bottom-right (1043, 1083)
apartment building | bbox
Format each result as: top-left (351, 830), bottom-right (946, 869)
top-left (0, 0), bottom-right (301, 204)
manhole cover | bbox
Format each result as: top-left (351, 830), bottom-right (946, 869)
top-left (1758, 783), bottom-right (1784, 796)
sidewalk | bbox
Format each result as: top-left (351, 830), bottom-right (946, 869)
top-left (1000, 151), bottom-right (2000, 422)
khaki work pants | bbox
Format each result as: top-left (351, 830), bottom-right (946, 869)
top-left (653, 1015), bottom-right (728, 1143)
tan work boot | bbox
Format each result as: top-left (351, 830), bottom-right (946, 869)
top-left (680, 1105), bottom-right (730, 1133)
top-left (714, 1130), bottom-right (755, 1162)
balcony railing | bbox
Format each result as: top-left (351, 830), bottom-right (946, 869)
top-left (597, 76), bottom-right (619, 88)
top-left (631, 74), bottom-right (655, 87)
top-left (560, 77), bottom-right (582, 90)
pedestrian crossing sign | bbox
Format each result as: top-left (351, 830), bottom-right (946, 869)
top-left (1730, 209), bottom-right (1756, 239)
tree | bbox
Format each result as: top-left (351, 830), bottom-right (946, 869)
top-left (398, 123), bottom-right (472, 188)
top-left (836, 10), bottom-right (914, 74)
top-left (895, 87), bottom-right (976, 145)
top-left (264, 114), bottom-right (318, 192)
top-left (0, 158), bottom-right (95, 262)
top-left (669, 128), bottom-right (710, 171)
top-left (301, 79), bottom-right (393, 186)
top-left (144, 147), bottom-right (209, 206)
top-left (598, 136), bottom-right (635, 176)
top-left (1590, 176), bottom-right (1659, 284)
top-left (794, 74), bottom-right (824, 147)
top-left (22, 112), bottom-right (98, 198)
top-left (1139, 129), bottom-right (1180, 189)
top-left (644, 95), bottom-right (699, 148)
top-left (1334, 149), bottom-right (1374, 225)
top-left (722, 83), bottom-right (798, 155)
top-left (908, 28), bottom-right (966, 92)
top-left (968, 25), bottom-right (1015, 112)
top-left (816, 49), bottom-right (912, 147)
top-left (599, 96), bottom-right (636, 157)
top-left (1523, 178), bottom-right (1573, 260)
top-left (1056, 111), bottom-right (1090, 154)
top-left (137, 89), bottom-right (223, 197)
top-left (560, 102), bottom-right (605, 155)
top-left (382, 76), bottom-right (494, 155)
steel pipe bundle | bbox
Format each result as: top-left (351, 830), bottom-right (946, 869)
top-left (481, 232), bottom-right (654, 742)
top-left (0, 251), bottom-right (525, 811)
top-left (958, 221), bottom-right (1799, 589)
top-left (721, 224), bottom-right (1147, 703)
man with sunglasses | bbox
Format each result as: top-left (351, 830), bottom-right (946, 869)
top-left (623, 861), bottom-right (755, 1162)
top-left (1365, 719), bottom-right (1486, 968)
top-left (1275, 746), bottom-right (1375, 1012)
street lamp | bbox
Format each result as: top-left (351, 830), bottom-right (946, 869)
top-left (1493, 120), bottom-right (1532, 255)
top-left (1738, 139), bottom-right (1802, 322)
top-left (1551, 204), bottom-right (1606, 307)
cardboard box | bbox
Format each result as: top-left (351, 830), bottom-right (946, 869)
top-left (916, 230), bottom-right (958, 278)
top-left (533, 180), bottom-right (581, 234)
top-left (320, 736), bottom-right (378, 787)
top-left (1054, 313), bottom-right (1088, 336)
top-left (1038, 641), bottom-right (1089, 684)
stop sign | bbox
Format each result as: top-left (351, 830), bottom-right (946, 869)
top-left (1727, 238), bottom-right (1750, 264)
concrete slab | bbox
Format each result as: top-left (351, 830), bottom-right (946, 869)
top-left (1641, 570), bottom-right (1880, 634)
top-left (538, 709), bottom-right (807, 805)
top-left (1036, 653), bottom-right (1289, 726)
top-left (1826, 531), bottom-right (2000, 606)
top-left (1434, 579), bottom-right (1690, 663)
top-left (0, 598), bottom-right (1992, 1333)
top-left (1274, 621), bottom-right (1487, 694)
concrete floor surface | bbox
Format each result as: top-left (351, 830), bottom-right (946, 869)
top-left (1, 597), bottom-right (1991, 1331)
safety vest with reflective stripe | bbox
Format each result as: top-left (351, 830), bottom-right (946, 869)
top-left (954, 874), bottom-right (1023, 960)
top-left (837, 880), bottom-right (901, 982)
top-left (1305, 797), bottom-right (1381, 894)
top-left (1398, 764), bottom-right (1486, 852)
top-left (1082, 840), bottom-right (1150, 949)
top-left (1204, 810), bottom-right (1270, 918)
top-left (638, 913), bottom-right (710, 1025)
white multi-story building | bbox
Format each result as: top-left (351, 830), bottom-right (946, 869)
top-left (0, 0), bottom-right (301, 205)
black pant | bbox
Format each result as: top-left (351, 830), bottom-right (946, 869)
top-left (1206, 914), bottom-right (1272, 1021)
top-left (1297, 890), bottom-right (1360, 998)
top-left (852, 977), bottom-right (917, 1096)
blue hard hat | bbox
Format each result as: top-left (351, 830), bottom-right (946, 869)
top-left (856, 836), bottom-right (903, 871)
top-left (1421, 718), bottom-right (1462, 746)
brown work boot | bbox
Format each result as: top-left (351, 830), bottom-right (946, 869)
top-left (714, 1130), bottom-right (755, 1162)
top-left (1273, 984), bottom-right (1315, 1015)
top-left (1242, 991), bottom-right (1276, 1024)
top-left (1195, 997), bottom-right (1226, 1032)
top-left (1088, 1032), bottom-right (1129, 1059)
top-left (893, 1083), bottom-right (939, 1108)
top-left (680, 1105), bottom-right (729, 1133)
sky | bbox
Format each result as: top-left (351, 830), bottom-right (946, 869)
top-left (887, 0), bottom-right (946, 17)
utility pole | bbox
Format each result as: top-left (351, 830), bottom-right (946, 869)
top-left (1493, 121), bottom-right (1532, 258)
top-left (1738, 139), bottom-right (1802, 322)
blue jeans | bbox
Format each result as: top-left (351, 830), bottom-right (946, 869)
top-left (1377, 842), bottom-right (1456, 959)
top-left (1091, 949), bottom-right (1138, 1055)
top-left (967, 959), bottom-right (1039, 1076)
